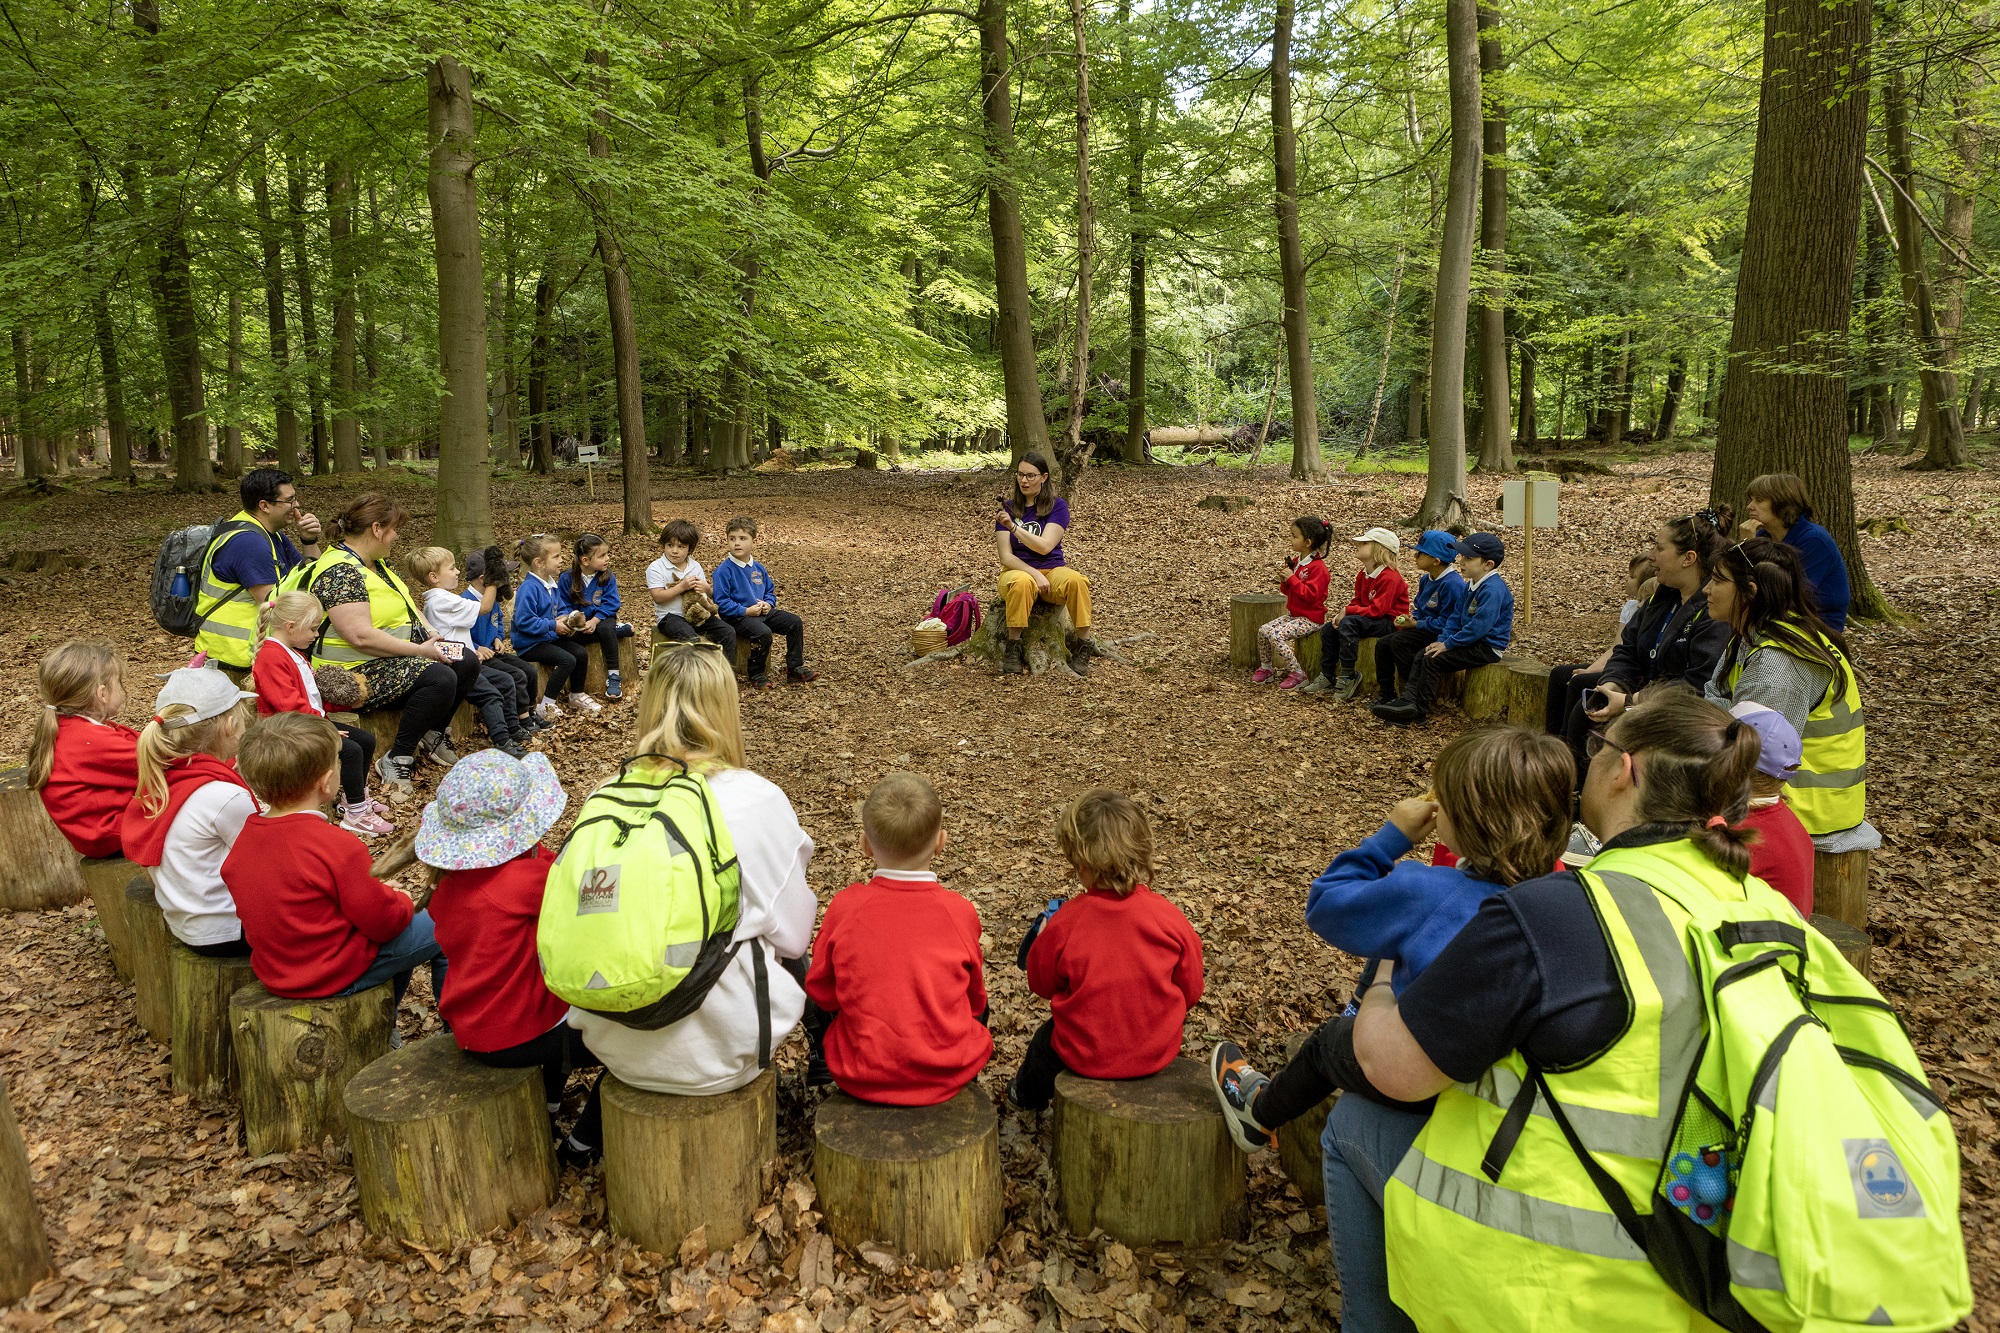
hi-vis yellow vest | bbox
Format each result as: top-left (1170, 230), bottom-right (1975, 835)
top-left (1725, 620), bottom-right (1866, 836)
top-left (1384, 839), bottom-right (1739, 1333)
top-left (193, 513), bottom-right (300, 669)
top-left (305, 545), bottom-right (424, 670)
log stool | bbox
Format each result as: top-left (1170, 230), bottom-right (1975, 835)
top-left (1813, 849), bottom-right (1870, 930)
top-left (83, 857), bottom-right (141, 981)
top-left (1810, 914), bottom-right (1872, 977)
top-left (1052, 1058), bottom-right (1248, 1245)
top-left (1461, 655), bottom-right (1551, 725)
top-left (0, 767), bottom-right (85, 911)
top-left (1227, 592), bottom-right (1324, 678)
top-left (0, 1074), bottom-right (51, 1305)
top-left (603, 1067), bottom-right (776, 1254)
top-left (813, 1085), bottom-right (1003, 1268)
top-left (169, 943), bottom-right (256, 1100)
top-left (344, 1035), bottom-right (556, 1245)
top-left (648, 628), bottom-right (754, 678)
top-left (231, 982), bottom-right (396, 1156)
top-left (124, 876), bottom-right (173, 1043)
top-left (1276, 1034), bottom-right (1337, 1207)
top-left (583, 633), bottom-right (640, 694)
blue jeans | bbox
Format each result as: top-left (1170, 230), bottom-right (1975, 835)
top-left (1321, 1094), bottom-right (1431, 1333)
top-left (338, 911), bottom-right (446, 1007)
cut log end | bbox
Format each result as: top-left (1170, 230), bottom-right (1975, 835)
top-left (0, 1074), bottom-right (52, 1305)
top-left (231, 982), bottom-right (396, 1157)
top-left (813, 1085), bottom-right (1003, 1268)
top-left (124, 876), bottom-right (173, 1044)
top-left (1810, 913), bottom-right (1872, 977)
top-left (1052, 1058), bottom-right (1248, 1246)
top-left (0, 766), bottom-right (86, 911)
top-left (603, 1068), bottom-right (777, 1254)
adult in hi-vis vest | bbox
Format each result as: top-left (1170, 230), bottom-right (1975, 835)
top-left (1327, 689), bottom-right (1773, 1332)
top-left (193, 468), bottom-right (323, 669)
top-left (1702, 537), bottom-right (1875, 850)
top-left (305, 493), bottom-right (480, 799)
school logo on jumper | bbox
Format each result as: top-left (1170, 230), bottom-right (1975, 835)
top-left (578, 864), bottom-right (622, 915)
top-left (1847, 1139), bottom-right (1923, 1218)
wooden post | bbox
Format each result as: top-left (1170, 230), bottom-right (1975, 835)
top-left (124, 876), bottom-right (173, 1043)
top-left (1277, 1034), bottom-right (1337, 1207)
top-left (231, 981), bottom-right (396, 1156)
top-left (0, 1074), bottom-right (51, 1305)
top-left (1813, 849), bottom-right (1870, 929)
top-left (344, 1035), bottom-right (556, 1245)
top-left (603, 1067), bottom-right (777, 1254)
top-left (1523, 478), bottom-right (1535, 626)
top-left (1051, 1058), bottom-right (1248, 1245)
top-left (813, 1085), bottom-right (1004, 1268)
top-left (0, 767), bottom-right (85, 911)
top-left (1810, 913), bottom-right (1872, 977)
top-left (169, 942), bottom-right (257, 1100)
top-left (83, 858), bottom-right (141, 981)
top-left (1228, 592), bottom-right (1287, 667)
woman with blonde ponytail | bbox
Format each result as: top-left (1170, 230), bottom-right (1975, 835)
top-left (118, 669), bottom-right (259, 955)
top-left (30, 640), bottom-right (138, 858)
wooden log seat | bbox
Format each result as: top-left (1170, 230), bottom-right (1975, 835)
top-left (343, 1035), bottom-right (556, 1245)
top-left (332, 701), bottom-right (482, 767)
top-left (83, 857), bottom-right (142, 981)
top-left (1460, 654), bottom-right (1553, 725)
top-left (169, 942), bottom-right (257, 1100)
top-left (602, 1067), bottom-right (777, 1255)
top-left (1277, 1033), bottom-right (1338, 1207)
top-left (1813, 849), bottom-right (1870, 931)
top-left (124, 876), bottom-right (173, 1044)
top-left (1227, 592), bottom-right (1324, 678)
top-left (0, 1074), bottom-right (51, 1305)
top-left (537, 634), bottom-right (641, 696)
top-left (1810, 913), bottom-right (1872, 978)
top-left (649, 627), bottom-right (755, 678)
top-left (231, 981), bottom-right (397, 1156)
top-left (1051, 1057), bottom-right (1249, 1245)
top-left (813, 1085), bottom-right (1004, 1268)
top-left (0, 766), bottom-right (86, 911)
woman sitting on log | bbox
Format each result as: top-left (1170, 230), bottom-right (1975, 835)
top-left (995, 452), bottom-right (1102, 676)
top-left (304, 493), bottom-right (480, 800)
top-left (1740, 471), bottom-right (1852, 631)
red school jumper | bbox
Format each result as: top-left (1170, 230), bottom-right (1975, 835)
top-left (251, 638), bottom-right (325, 717)
top-left (1281, 556), bottom-right (1332, 624)
top-left (1742, 800), bottom-right (1815, 917)
top-left (40, 714), bottom-right (140, 859)
top-left (222, 812), bottom-right (413, 998)
top-left (1025, 884), bottom-right (1204, 1079)
top-left (804, 872), bottom-right (991, 1106)
top-left (428, 846), bottom-right (570, 1053)
top-left (1344, 565), bottom-right (1412, 620)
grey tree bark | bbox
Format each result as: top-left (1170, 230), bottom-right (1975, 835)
top-left (1272, 0), bottom-right (1324, 478)
top-left (1418, 0), bottom-right (1481, 525)
top-left (1474, 3), bottom-right (1512, 473)
top-left (326, 160), bottom-right (363, 474)
top-left (979, 0), bottom-right (1055, 473)
top-left (253, 165), bottom-right (303, 476)
top-left (427, 56), bottom-right (495, 551)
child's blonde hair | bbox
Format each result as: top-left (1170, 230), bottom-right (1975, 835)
top-left (1430, 726), bottom-right (1573, 886)
top-left (1361, 541), bottom-right (1394, 569)
top-left (863, 773), bottom-right (943, 862)
top-left (28, 640), bottom-right (122, 789)
top-left (1056, 789), bottom-right (1153, 896)
top-left (238, 712), bottom-right (340, 808)
top-left (405, 545), bottom-right (456, 588)
top-left (254, 590), bottom-right (325, 655)
top-left (632, 643), bottom-right (746, 776)
top-left (136, 704), bottom-right (248, 817)
top-left (519, 533), bottom-right (563, 567)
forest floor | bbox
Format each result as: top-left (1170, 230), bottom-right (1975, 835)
top-left (0, 447), bottom-right (1994, 1332)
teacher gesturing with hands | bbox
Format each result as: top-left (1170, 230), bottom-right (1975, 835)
top-left (995, 451), bottom-right (1101, 676)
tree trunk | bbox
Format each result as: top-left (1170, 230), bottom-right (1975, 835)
top-left (1861, 200), bottom-right (1893, 445)
top-left (584, 50), bottom-right (652, 532)
top-left (1052, 1059), bottom-right (1248, 1246)
top-left (1516, 331), bottom-right (1537, 445)
top-left (603, 1069), bottom-right (777, 1254)
top-left (326, 160), bottom-right (363, 474)
top-left (1708, 0), bottom-right (1878, 616)
top-left (661, 390), bottom-right (685, 465)
top-left (1419, 0), bottom-right (1481, 525)
top-left (1605, 330), bottom-right (1631, 449)
top-left (813, 1087), bottom-right (1004, 1269)
top-left (978, 0), bottom-right (1054, 472)
top-left (169, 943), bottom-right (257, 1100)
top-left (10, 329), bottom-right (46, 481)
top-left (286, 156), bottom-right (329, 475)
top-left (231, 982), bottom-right (395, 1157)
top-left (1474, 3), bottom-right (1512, 473)
top-left (1656, 355), bottom-right (1685, 440)
top-left (221, 294), bottom-right (244, 477)
top-left (1055, 0), bottom-right (1096, 482)
top-left (1120, 0), bottom-right (1151, 465)
top-left (0, 1075), bottom-right (51, 1305)
top-left (1271, 0), bottom-right (1325, 478)
top-left (253, 165), bottom-right (303, 476)
top-left (428, 56), bottom-right (495, 550)
top-left (1361, 250), bottom-right (1406, 455)
top-left (92, 291), bottom-right (132, 480)
top-left (1885, 68), bottom-right (1968, 471)
top-left (529, 261), bottom-right (554, 475)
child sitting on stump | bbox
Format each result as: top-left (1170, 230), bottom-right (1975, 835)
top-left (1373, 531), bottom-right (1513, 725)
top-left (803, 773), bottom-right (990, 1105)
top-left (1311, 527), bottom-right (1411, 700)
top-left (1252, 516), bottom-right (1331, 690)
top-left (224, 711), bottom-right (446, 1013)
top-left (1371, 530), bottom-right (1468, 708)
top-left (1209, 725), bottom-right (1573, 1152)
top-left (1008, 789), bottom-right (1203, 1111)
top-left (30, 640), bottom-right (138, 859)
top-left (559, 534), bottom-right (633, 700)
top-left (648, 520), bottom-right (737, 658)
top-left (251, 591), bottom-right (394, 838)
top-left (713, 516), bottom-right (816, 688)
top-left (407, 546), bottom-right (533, 758)
top-left (463, 548), bottom-right (547, 738)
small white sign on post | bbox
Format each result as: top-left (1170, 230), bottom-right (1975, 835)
top-left (1500, 477), bottom-right (1560, 626)
top-left (575, 444), bottom-right (601, 465)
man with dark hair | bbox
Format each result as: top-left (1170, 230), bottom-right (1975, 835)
top-left (193, 468), bottom-right (325, 668)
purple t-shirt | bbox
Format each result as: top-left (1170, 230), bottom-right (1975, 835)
top-left (210, 524), bottom-right (306, 590)
top-left (997, 497), bottom-right (1071, 570)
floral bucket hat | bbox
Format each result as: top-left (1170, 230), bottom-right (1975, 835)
top-left (416, 749), bottom-right (568, 870)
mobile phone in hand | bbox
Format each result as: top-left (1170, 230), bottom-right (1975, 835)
top-left (438, 641), bottom-right (463, 662)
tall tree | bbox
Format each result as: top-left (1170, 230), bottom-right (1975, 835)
top-left (11, 328), bottom-right (47, 480)
top-left (252, 163), bottom-right (303, 476)
top-left (428, 55), bottom-right (494, 551)
top-left (1418, 0), bottom-right (1481, 524)
top-left (326, 159), bottom-right (364, 474)
top-left (286, 156), bottom-right (329, 473)
top-left (1883, 62), bottom-right (1968, 471)
top-left (1119, 0), bottom-right (1151, 465)
top-left (1058, 0), bottom-right (1095, 480)
top-left (1474, 2), bottom-right (1512, 473)
top-left (1271, 0), bottom-right (1323, 478)
top-left (586, 47), bottom-right (651, 532)
top-left (529, 258), bottom-right (556, 475)
top-left (221, 294), bottom-right (244, 477)
top-left (978, 0), bottom-right (1053, 471)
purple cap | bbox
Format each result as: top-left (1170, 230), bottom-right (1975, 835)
top-left (1729, 701), bottom-right (1801, 779)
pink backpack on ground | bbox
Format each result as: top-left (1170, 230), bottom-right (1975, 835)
top-left (929, 586), bottom-right (983, 646)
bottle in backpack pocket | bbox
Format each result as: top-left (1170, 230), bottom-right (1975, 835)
top-left (171, 565), bottom-right (191, 599)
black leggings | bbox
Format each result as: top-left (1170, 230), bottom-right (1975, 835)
top-left (334, 722), bottom-right (375, 805)
top-left (577, 616), bottom-right (623, 673)
top-left (1254, 1012), bottom-right (1425, 1126)
top-left (1546, 665), bottom-right (1605, 785)
top-left (385, 657), bottom-right (480, 758)
top-left (656, 612), bottom-right (737, 658)
top-left (185, 935), bottom-right (252, 958)
top-left (464, 1023), bottom-right (604, 1147)
top-left (1010, 1019), bottom-right (1073, 1111)
top-left (485, 653), bottom-right (536, 719)
top-left (520, 640), bottom-right (590, 700)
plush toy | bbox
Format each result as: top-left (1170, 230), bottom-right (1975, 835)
top-left (314, 665), bottom-right (367, 709)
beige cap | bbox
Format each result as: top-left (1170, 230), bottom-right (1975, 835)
top-left (1351, 527), bottom-right (1401, 554)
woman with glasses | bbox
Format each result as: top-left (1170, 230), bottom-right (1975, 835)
top-left (994, 452), bottom-right (1102, 675)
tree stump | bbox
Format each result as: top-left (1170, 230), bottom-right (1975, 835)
top-left (1462, 655), bottom-right (1550, 723)
top-left (169, 943), bottom-right (256, 1100)
top-left (1810, 913), bottom-right (1872, 977)
top-left (1277, 1033), bottom-right (1337, 1207)
top-left (344, 703), bottom-right (480, 759)
top-left (1228, 593), bottom-right (1286, 668)
top-left (82, 858), bottom-right (141, 981)
top-left (231, 982), bottom-right (396, 1156)
top-left (1051, 1058), bottom-right (1248, 1245)
top-left (343, 1035), bottom-right (556, 1245)
top-left (1355, 635), bottom-right (1379, 694)
top-left (124, 876), bottom-right (173, 1043)
top-left (603, 1067), bottom-right (777, 1255)
top-left (1813, 849), bottom-right (1869, 930)
top-left (0, 767), bottom-right (85, 911)
top-left (813, 1085), bottom-right (1004, 1268)
top-left (583, 633), bottom-right (640, 694)
top-left (0, 1074), bottom-right (51, 1305)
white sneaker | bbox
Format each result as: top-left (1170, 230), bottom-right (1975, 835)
top-left (535, 698), bottom-right (563, 723)
top-left (568, 692), bottom-right (603, 714)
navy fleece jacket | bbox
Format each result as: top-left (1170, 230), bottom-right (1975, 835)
top-left (1304, 822), bottom-right (1504, 995)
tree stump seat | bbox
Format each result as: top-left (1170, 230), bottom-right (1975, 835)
top-left (332, 700), bottom-right (482, 763)
top-left (83, 857), bottom-right (142, 980)
top-left (603, 1068), bottom-right (776, 1255)
top-left (1277, 1033), bottom-right (1338, 1206)
top-left (1810, 913), bottom-right (1872, 977)
top-left (169, 942), bottom-right (257, 1100)
top-left (0, 1074), bottom-right (51, 1305)
top-left (343, 1034), bottom-right (556, 1245)
top-left (1813, 848), bottom-right (1869, 930)
top-left (1227, 592), bottom-right (1323, 677)
top-left (813, 1085), bottom-right (1004, 1268)
top-left (1460, 654), bottom-right (1552, 724)
top-left (535, 634), bottom-right (640, 695)
top-left (1052, 1057), bottom-right (1248, 1245)
top-left (0, 766), bottom-right (86, 911)
top-left (231, 981), bottom-right (396, 1156)
top-left (649, 626), bottom-right (755, 677)
top-left (124, 876), bottom-right (173, 1043)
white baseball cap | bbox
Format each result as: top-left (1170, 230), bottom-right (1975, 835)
top-left (1351, 527), bottom-right (1401, 555)
top-left (152, 667), bottom-right (255, 729)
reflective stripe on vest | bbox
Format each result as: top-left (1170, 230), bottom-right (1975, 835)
top-left (1725, 620), bottom-right (1866, 835)
top-left (306, 546), bottom-right (421, 669)
top-left (192, 514), bottom-right (274, 668)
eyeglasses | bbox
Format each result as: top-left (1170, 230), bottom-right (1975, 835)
top-left (1584, 731), bottom-right (1629, 763)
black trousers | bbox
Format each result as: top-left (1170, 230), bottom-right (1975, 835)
top-left (656, 612), bottom-right (737, 659)
top-left (390, 657), bottom-right (480, 758)
top-left (728, 608), bottom-right (806, 679)
top-left (185, 935), bottom-right (251, 958)
top-left (1400, 640), bottom-right (1502, 713)
top-left (467, 666), bottom-right (522, 742)
top-left (334, 723), bottom-right (375, 805)
top-left (1377, 628), bottom-right (1438, 704)
top-left (1547, 665), bottom-right (1605, 784)
top-left (1255, 1011), bottom-right (1431, 1125)
top-left (520, 640), bottom-right (589, 699)
top-left (464, 1024), bottom-right (605, 1148)
top-left (1009, 1019), bottom-right (1071, 1111)
top-left (484, 653), bottom-right (536, 719)
top-left (576, 616), bottom-right (625, 675)
top-left (1323, 614), bottom-right (1398, 674)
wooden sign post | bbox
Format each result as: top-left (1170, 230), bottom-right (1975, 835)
top-left (577, 443), bottom-right (601, 501)
top-left (1501, 477), bottom-right (1559, 626)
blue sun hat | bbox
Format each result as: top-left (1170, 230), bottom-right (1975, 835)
top-left (416, 749), bottom-right (568, 871)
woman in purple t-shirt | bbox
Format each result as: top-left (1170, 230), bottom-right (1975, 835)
top-left (995, 452), bottom-right (1100, 675)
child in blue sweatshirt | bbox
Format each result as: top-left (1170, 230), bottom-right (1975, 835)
top-left (1374, 529), bottom-right (1469, 707)
top-left (1373, 530), bottom-right (1514, 724)
top-left (712, 516), bottom-right (816, 688)
top-left (511, 534), bottom-right (598, 718)
top-left (557, 533), bottom-right (633, 700)
top-left (1209, 725), bottom-right (1574, 1152)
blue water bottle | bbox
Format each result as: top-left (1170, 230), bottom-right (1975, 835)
top-left (170, 564), bottom-right (190, 598)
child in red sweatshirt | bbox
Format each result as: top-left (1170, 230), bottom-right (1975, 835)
top-left (1730, 702), bottom-right (1816, 915)
top-left (250, 591), bottom-right (393, 839)
top-left (1254, 517), bottom-right (1332, 690)
top-left (223, 712), bottom-right (445, 1009)
top-left (1311, 527), bottom-right (1412, 701)
top-left (30, 640), bottom-right (138, 859)
top-left (804, 773), bottom-right (990, 1106)
top-left (1009, 788), bottom-right (1203, 1110)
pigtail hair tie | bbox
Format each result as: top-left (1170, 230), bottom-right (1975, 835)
top-left (1705, 815), bottom-right (1728, 830)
